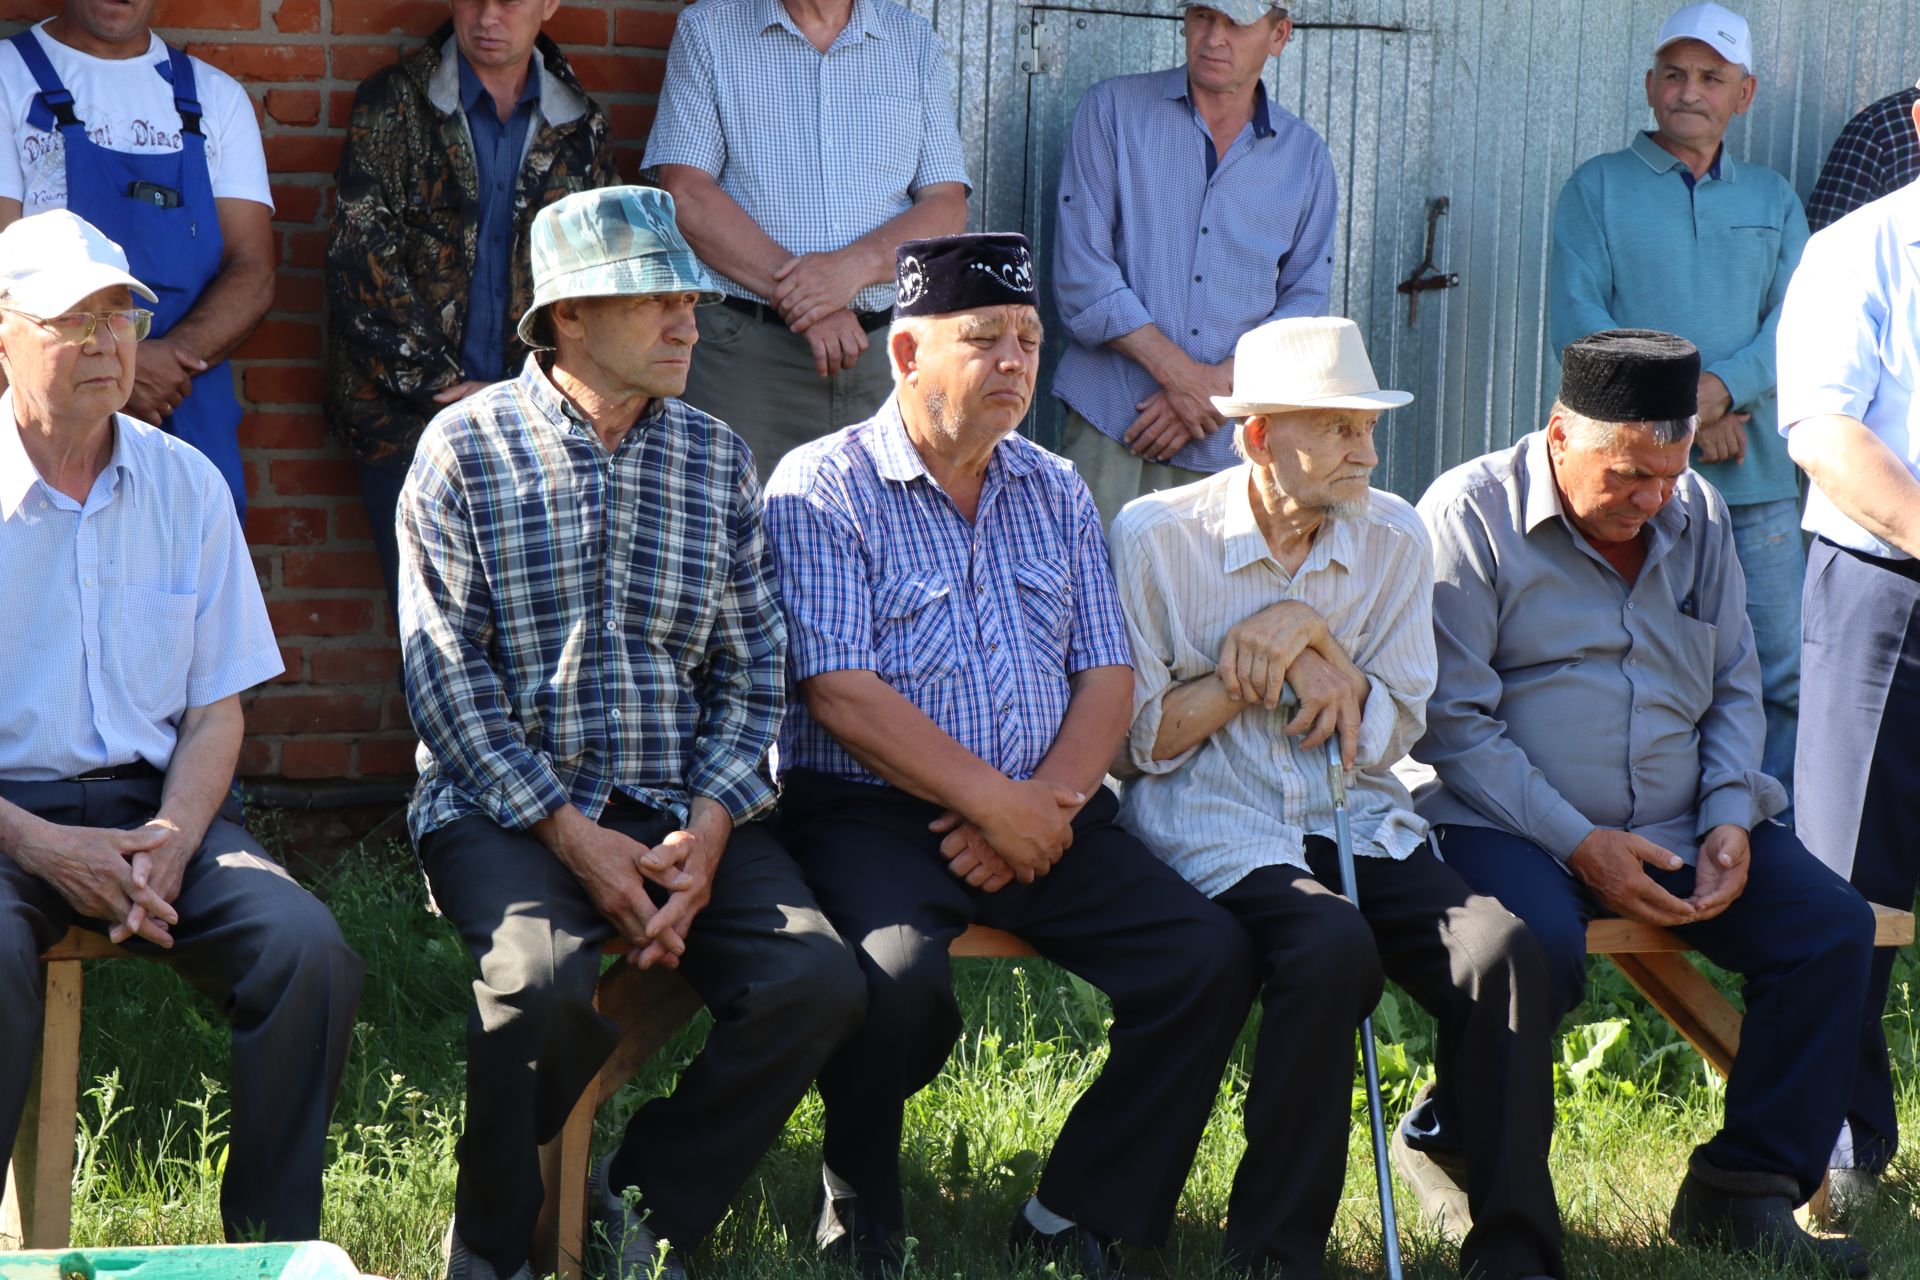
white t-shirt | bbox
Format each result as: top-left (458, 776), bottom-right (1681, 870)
top-left (0, 21), bottom-right (272, 213)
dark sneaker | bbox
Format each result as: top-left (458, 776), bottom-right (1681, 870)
top-left (588, 1155), bottom-right (689, 1280)
top-left (813, 1165), bottom-right (905, 1278)
top-left (1670, 1148), bottom-right (1869, 1277)
top-left (1007, 1210), bottom-right (1143, 1279)
top-left (443, 1220), bottom-right (533, 1280)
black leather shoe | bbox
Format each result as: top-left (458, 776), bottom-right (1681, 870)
top-left (1007, 1211), bottom-right (1142, 1279)
top-left (813, 1168), bottom-right (905, 1279)
top-left (1670, 1148), bottom-right (1869, 1277)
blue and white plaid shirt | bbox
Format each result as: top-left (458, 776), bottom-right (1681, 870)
top-left (643, 0), bottom-right (970, 314)
top-left (398, 356), bottom-right (786, 843)
top-left (1051, 67), bottom-right (1337, 473)
top-left (1807, 88), bottom-right (1920, 232)
top-left (764, 396), bottom-right (1133, 783)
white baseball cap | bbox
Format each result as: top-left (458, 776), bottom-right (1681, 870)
top-left (1212, 317), bottom-right (1411, 419)
top-left (0, 210), bottom-right (156, 318)
top-left (1654, 3), bottom-right (1752, 73)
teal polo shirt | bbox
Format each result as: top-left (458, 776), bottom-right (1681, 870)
top-left (1549, 131), bottom-right (1809, 506)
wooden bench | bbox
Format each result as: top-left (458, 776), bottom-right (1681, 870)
top-left (9, 908), bottom-right (1914, 1268)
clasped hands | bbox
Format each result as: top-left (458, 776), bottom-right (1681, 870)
top-left (552, 809), bottom-right (724, 970)
top-left (931, 776), bottom-right (1087, 895)
top-left (126, 337), bottom-right (209, 426)
top-left (1216, 600), bottom-right (1371, 770)
top-left (1567, 823), bottom-right (1750, 927)
top-left (1692, 371), bottom-right (1749, 465)
top-left (16, 814), bottom-right (197, 947)
top-left (770, 249), bottom-right (875, 378)
top-left (1123, 356), bottom-right (1234, 464)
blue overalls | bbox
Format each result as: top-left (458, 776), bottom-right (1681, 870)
top-left (8, 29), bottom-right (247, 516)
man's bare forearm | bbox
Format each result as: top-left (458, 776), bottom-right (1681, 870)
top-left (159, 696), bottom-right (246, 850)
top-left (1147, 673), bottom-right (1243, 763)
top-left (0, 795), bottom-right (47, 865)
top-left (1110, 324), bottom-right (1206, 388)
top-left (1031, 665), bottom-right (1133, 799)
top-left (656, 165), bottom-right (792, 299)
top-left (1788, 414), bottom-right (1920, 558)
top-left (835, 183), bottom-right (970, 288)
top-left (166, 200), bottom-right (276, 365)
top-left (801, 670), bottom-right (1010, 817)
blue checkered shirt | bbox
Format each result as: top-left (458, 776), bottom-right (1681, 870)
top-left (643, 0), bottom-right (970, 314)
top-left (1807, 88), bottom-right (1920, 232)
top-left (398, 356), bottom-right (786, 843)
top-left (764, 396), bottom-right (1134, 783)
top-left (1051, 67), bottom-right (1337, 473)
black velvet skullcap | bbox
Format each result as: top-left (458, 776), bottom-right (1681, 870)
top-left (1559, 329), bottom-right (1700, 422)
top-left (893, 232), bottom-right (1039, 318)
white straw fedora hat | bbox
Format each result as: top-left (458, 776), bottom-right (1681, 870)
top-left (1212, 316), bottom-right (1413, 418)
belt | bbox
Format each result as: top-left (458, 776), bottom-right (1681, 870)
top-left (66, 761), bottom-right (163, 783)
top-left (1819, 536), bottom-right (1920, 584)
top-left (720, 295), bottom-right (892, 334)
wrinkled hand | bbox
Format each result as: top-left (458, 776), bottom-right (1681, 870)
top-left (930, 810), bottom-right (1017, 891)
top-left (433, 380), bottom-right (493, 406)
top-left (1122, 390), bottom-right (1205, 463)
top-left (773, 251), bottom-right (870, 333)
top-left (1696, 372), bottom-right (1734, 427)
top-left (548, 820), bottom-right (688, 966)
top-left (1688, 824), bottom-right (1751, 921)
top-left (121, 814), bottom-right (199, 943)
top-left (13, 819), bottom-right (179, 946)
top-left (1282, 646), bottom-right (1369, 770)
top-left (126, 337), bottom-right (208, 425)
top-left (1567, 828), bottom-right (1697, 926)
top-left (630, 826), bottom-right (723, 969)
top-left (974, 779), bottom-right (1083, 877)
top-left (1693, 413), bottom-right (1749, 464)
top-left (1217, 600), bottom-right (1331, 707)
top-left (803, 309), bottom-right (870, 377)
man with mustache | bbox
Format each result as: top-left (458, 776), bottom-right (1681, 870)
top-left (1548, 2), bottom-right (1809, 805)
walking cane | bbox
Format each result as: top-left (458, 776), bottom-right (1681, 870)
top-left (1327, 737), bottom-right (1406, 1280)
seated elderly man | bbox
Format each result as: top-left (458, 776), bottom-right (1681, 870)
top-left (397, 186), bottom-right (864, 1280)
top-left (764, 233), bottom-right (1253, 1280)
top-left (1109, 316), bottom-right (1563, 1280)
top-left (1414, 329), bottom-right (1875, 1276)
top-left (0, 211), bottom-right (361, 1242)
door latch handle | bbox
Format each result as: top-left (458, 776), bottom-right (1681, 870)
top-left (1397, 197), bottom-right (1459, 326)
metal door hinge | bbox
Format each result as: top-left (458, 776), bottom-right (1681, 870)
top-left (1021, 9), bottom-right (1063, 75)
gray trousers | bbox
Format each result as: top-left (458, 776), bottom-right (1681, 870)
top-left (1057, 408), bottom-right (1210, 530)
top-left (419, 803), bottom-right (864, 1275)
top-left (0, 776), bottom-right (364, 1242)
top-left (680, 304), bottom-right (896, 481)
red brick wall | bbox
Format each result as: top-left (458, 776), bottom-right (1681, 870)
top-left (0, 0), bottom-right (686, 782)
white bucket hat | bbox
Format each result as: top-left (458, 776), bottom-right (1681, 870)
top-left (1212, 316), bottom-right (1412, 419)
top-left (0, 209), bottom-right (156, 317)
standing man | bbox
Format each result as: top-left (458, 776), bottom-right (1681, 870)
top-left (1110, 317), bottom-right (1564, 1280)
top-left (0, 0), bottom-right (277, 515)
top-left (399, 186), bottom-right (863, 1280)
top-left (1778, 94), bottom-right (1920, 1215)
top-left (328, 0), bottom-right (616, 620)
top-left (1416, 330), bottom-right (1874, 1277)
top-left (0, 210), bottom-right (361, 1244)
top-left (1806, 79), bottom-right (1920, 231)
top-left (765, 234), bottom-right (1252, 1279)
top-left (645, 0), bottom-right (970, 478)
top-left (1549, 2), bottom-right (1808, 799)
top-left (1052, 0), bottom-right (1335, 527)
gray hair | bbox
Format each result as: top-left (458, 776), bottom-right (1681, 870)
top-left (1553, 401), bottom-right (1697, 449)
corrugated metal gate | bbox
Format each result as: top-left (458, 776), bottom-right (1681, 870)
top-left (903, 0), bottom-right (1920, 501)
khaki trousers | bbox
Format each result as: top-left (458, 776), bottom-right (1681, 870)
top-left (1057, 407), bottom-right (1210, 529)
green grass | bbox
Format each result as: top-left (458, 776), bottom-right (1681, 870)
top-left (56, 825), bottom-right (1920, 1279)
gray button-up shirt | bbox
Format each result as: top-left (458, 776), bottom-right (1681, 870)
top-left (1412, 431), bottom-right (1785, 867)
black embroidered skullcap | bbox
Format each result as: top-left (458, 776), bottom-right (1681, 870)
top-left (1559, 329), bottom-right (1700, 422)
top-left (893, 233), bottom-right (1039, 318)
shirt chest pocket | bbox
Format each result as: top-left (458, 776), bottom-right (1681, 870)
top-left (117, 585), bottom-right (196, 723)
top-left (1722, 223), bottom-right (1783, 280)
top-left (1013, 557), bottom-right (1073, 674)
top-left (1669, 613), bottom-right (1719, 720)
top-left (873, 571), bottom-right (959, 685)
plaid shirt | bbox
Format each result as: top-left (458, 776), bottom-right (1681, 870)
top-left (398, 356), bottom-right (785, 843)
top-left (764, 397), bottom-right (1133, 784)
top-left (643, 0), bottom-right (970, 314)
top-left (1808, 88), bottom-right (1920, 231)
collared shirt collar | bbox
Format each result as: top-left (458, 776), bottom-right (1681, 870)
top-left (1630, 129), bottom-right (1733, 183)
top-left (866, 395), bottom-right (1041, 487)
top-left (0, 392), bottom-right (133, 519)
top-left (1516, 429), bottom-right (1689, 552)
top-left (456, 48), bottom-right (538, 117)
top-left (1218, 462), bottom-right (1361, 576)
top-left (519, 354), bottom-right (668, 448)
top-left (1166, 66), bottom-right (1276, 139)
top-left (759, 0), bottom-right (883, 42)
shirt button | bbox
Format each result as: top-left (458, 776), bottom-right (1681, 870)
top-left (605, 619), bottom-right (617, 631)
top-left (1001, 702), bottom-right (1012, 716)
top-left (988, 641), bottom-right (998, 653)
top-left (1194, 274), bottom-right (1203, 283)
top-left (1629, 658), bottom-right (1638, 667)
top-left (1201, 226), bottom-right (1210, 234)
top-left (610, 708), bottom-right (622, 720)
top-left (1190, 328), bottom-right (1200, 336)
top-left (1626, 601), bottom-right (1636, 610)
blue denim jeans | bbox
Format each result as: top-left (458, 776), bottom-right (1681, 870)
top-left (1729, 497), bottom-right (1805, 806)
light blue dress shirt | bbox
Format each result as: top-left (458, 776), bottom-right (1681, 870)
top-left (456, 51), bottom-right (537, 383)
top-left (1550, 132), bottom-right (1808, 507)
top-left (1776, 180), bottom-right (1920, 559)
top-left (0, 399), bottom-right (283, 781)
top-left (1051, 66), bottom-right (1337, 474)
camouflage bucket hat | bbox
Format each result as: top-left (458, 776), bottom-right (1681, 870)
top-left (517, 185), bottom-right (724, 347)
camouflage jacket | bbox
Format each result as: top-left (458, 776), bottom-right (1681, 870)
top-left (325, 26), bottom-right (618, 472)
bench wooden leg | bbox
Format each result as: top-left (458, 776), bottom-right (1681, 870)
top-left (1605, 951), bottom-right (1741, 1078)
top-left (537, 963), bottom-right (704, 1280)
top-left (3, 959), bottom-right (84, 1251)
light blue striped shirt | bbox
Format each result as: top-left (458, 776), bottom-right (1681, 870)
top-left (1051, 66), bottom-right (1337, 474)
top-left (0, 398), bottom-right (282, 781)
top-left (644, 0), bottom-right (970, 314)
top-left (764, 395), bottom-right (1134, 784)
top-left (1777, 179), bottom-right (1920, 558)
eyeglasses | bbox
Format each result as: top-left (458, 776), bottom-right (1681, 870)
top-left (0, 308), bottom-right (154, 345)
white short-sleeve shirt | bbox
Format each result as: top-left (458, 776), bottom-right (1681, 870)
top-left (0, 21), bottom-right (272, 214)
